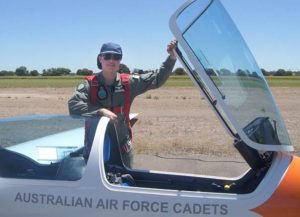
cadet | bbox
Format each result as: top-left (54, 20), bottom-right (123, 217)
top-left (68, 40), bottom-right (177, 167)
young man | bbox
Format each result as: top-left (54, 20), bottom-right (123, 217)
top-left (68, 40), bottom-right (177, 167)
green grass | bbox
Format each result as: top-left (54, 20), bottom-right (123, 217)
top-left (0, 75), bottom-right (194, 88)
top-left (165, 76), bottom-right (193, 87)
top-left (265, 76), bottom-right (300, 87)
top-left (165, 76), bottom-right (300, 88)
top-left (0, 75), bottom-right (300, 88)
top-left (167, 76), bottom-right (300, 88)
top-left (0, 76), bottom-right (84, 88)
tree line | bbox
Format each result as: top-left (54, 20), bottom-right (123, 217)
top-left (0, 64), bottom-right (131, 77)
top-left (260, 69), bottom-right (300, 76)
top-left (173, 68), bottom-right (300, 76)
top-left (0, 66), bottom-right (300, 76)
top-left (0, 66), bottom-right (91, 76)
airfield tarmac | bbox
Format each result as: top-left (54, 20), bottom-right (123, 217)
top-left (0, 87), bottom-right (299, 177)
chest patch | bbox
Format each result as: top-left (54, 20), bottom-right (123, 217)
top-left (114, 85), bottom-right (125, 93)
top-left (98, 86), bottom-right (108, 100)
top-left (77, 83), bottom-right (85, 92)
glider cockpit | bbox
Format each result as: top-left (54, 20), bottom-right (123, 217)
top-left (0, 114), bottom-right (270, 195)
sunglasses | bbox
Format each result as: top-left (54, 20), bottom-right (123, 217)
top-left (102, 53), bottom-right (122, 61)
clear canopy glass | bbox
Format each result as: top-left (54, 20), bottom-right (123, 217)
top-left (171, 0), bottom-right (292, 151)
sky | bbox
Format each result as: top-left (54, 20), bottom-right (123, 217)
top-left (0, 0), bottom-right (299, 73)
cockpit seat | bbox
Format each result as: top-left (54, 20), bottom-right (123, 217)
top-left (56, 156), bottom-right (86, 181)
top-left (0, 148), bottom-right (58, 179)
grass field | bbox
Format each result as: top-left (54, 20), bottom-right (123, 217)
top-left (0, 76), bottom-right (83, 88)
top-left (0, 75), bottom-right (300, 88)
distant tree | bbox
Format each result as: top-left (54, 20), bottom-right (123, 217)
top-left (251, 71), bottom-right (259, 78)
top-left (76, 68), bottom-right (93, 76)
top-left (274, 69), bottom-right (286, 76)
top-left (0, 71), bottom-right (6, 76)
top-left (42, 68), bottom-right (71, 76)
top-left (119, 63), bottom-right (130, 74)
top-left (30, 70), bottom-right (39, 76)
top-left (15, 66), bottom-right (28, 76)
top-left (173, 67), bottom-right (186, 75)
top-left (261, 68), bottom-right (270, 76)
top-left (59, 68), bottom-right (71, 75)
top-left (219, 68), bottom-right (231, 76)
top-left (236, 69), bottom-right (246, 76)
top-left (206, 68), bottom-right (215, 76)
top-left (0, 70), bottom-right (15, 76)
top-left (285, 70), bottom-right (293, 76)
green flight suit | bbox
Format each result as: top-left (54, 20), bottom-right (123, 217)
top-left (68, 56), bottom-right (176, 167)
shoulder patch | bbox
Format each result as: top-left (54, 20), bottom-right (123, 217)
top-left (76, 83), bottom-right (85, 92)
top-left (140, 73), bottom-right (153, 82)
top-left (132, 74), bottom-right (140, 79)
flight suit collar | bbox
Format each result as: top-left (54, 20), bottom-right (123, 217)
top-left (115, 73), bottom-right (121, 84)
top-left (98, 71), bottom-right (122, 86)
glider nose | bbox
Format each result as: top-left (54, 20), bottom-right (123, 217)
top-left (252, 155), bottom-right (300, 217)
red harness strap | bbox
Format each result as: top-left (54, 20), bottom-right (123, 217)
top-left (116, 73), bottom-right (132, 139)
top-left (85, 75), bottom-right (99, 105)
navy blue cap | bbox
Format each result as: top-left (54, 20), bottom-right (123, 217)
top-left (97, 42), bottom-right (123, 69)
top-left (100, 42), bottom-right (122, 56)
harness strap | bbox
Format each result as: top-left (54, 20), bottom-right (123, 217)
top-left (112, 106), bottom-right (123, 114)
top-left (119, 73), bottom-right (132, 140)
top-left (85, 75), bottom-right (99, 105)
